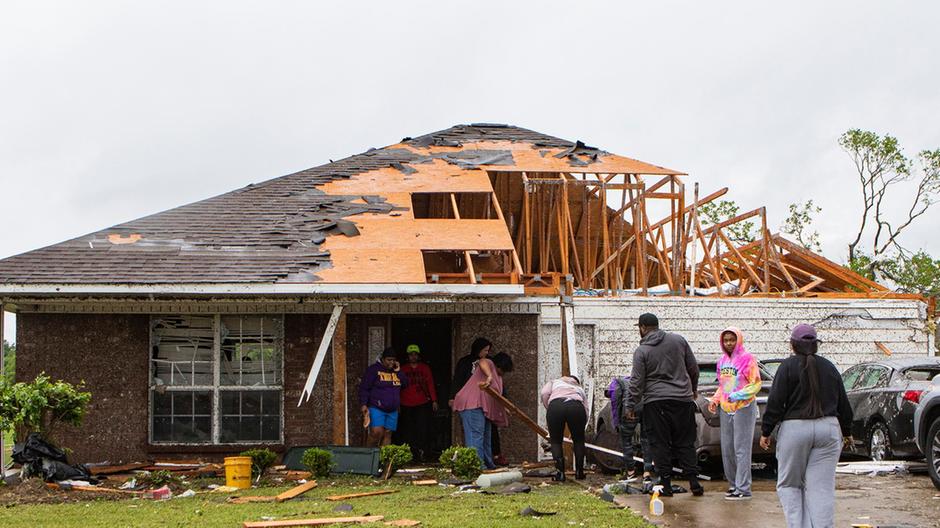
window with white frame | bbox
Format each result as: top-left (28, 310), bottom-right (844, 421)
top-left (150, 315), bottom-right (284, 444)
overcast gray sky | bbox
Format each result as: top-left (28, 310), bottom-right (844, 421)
top-left (2, 1), bottom-right (940, 341)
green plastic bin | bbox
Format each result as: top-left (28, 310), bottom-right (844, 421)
top-left (284, 446), bottom-right (381, 475)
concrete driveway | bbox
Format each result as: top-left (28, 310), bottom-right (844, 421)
top-left (613, 472), bottom-right (940, 527)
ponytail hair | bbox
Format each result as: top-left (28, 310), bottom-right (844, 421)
top-left (790, 323), bottom-right (823, 417)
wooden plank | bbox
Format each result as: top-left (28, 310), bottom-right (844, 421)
top-left (229, 496), bottom-right (278, 504)
top-left (332, 311), bottom-right (348, 446)
top-left (275, 480), bottom-right (319, 503)
top-left (326, 490), bottom-right (398, 501)
top-left (412, 480), bottom-right (438, 486)
top-left (243, 516), bottom-right (385, 528)
top-left (88, 462), bottom-right (150, 475)
top-left (483, 386), bottom-right (549, 438)
top-left (875, 341), bottom-right (894, 356)
top-left (716, 229), bottom-right (764, 291)
top-left (46, 483), bottom-right (142, 494)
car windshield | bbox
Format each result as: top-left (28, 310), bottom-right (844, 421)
top-left (902, 367), bottom-right (940, 382)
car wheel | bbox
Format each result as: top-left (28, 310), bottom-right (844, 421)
top-left (927, 418), bottom-right (940, 491)
top-left (589, 424), bottom-right (625, 474)
top-left (868, 421), bottom-right (892, 461)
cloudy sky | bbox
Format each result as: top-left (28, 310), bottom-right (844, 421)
top-left (2, 1), bottom-right (939, 341)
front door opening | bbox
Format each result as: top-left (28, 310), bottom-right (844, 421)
top-left (390, 317), bottom-right (453, 461)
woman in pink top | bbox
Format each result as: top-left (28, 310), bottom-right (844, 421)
top-left (453, 355), bottom-right (510, 469)
top-left (540, 375), bottom-right (589, 481)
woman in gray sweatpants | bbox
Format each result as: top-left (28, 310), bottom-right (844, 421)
top-left (759, 324), bottom-right (853, 528)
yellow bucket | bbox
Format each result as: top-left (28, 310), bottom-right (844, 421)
top-left (224, 456), bottom-right (253, 489)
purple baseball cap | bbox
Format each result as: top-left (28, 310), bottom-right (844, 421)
top-left (791, 323), bottom-right (817, 341)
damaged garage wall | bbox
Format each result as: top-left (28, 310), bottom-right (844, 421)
top-left (538, 297), bottom-right (935, 425)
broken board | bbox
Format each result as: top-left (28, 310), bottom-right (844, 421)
top-left (275, 480), bottom-right (318, 502)
top-left (242, 516), bottom-right (384, 528)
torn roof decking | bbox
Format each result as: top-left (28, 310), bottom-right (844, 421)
top-left (0, 124), bottom-right (675, 286)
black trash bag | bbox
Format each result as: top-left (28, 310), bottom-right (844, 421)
top-left (11, 432), bottom-right (96, 483)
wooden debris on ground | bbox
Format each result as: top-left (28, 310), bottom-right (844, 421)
top-left (242, 516), bottom-right (384, 528)
top-left (88, 462), bottom-right (150, 475)
top-left (384, 520), bottom-right (421, 527)
top-left (284, 470), bottom-right (312, 481)
top-left (46, 483), bottom-right (143, 495)
top-left (228, 496), bottom-right (278, 504)
top-left (411, 480), bottom-right (437, 486)
top-left (326, 490), bottom-right (398, 501)
top-left (521, 461), bottom-right (554, 470)
top-left (275, 480), bottom-right (319, 502)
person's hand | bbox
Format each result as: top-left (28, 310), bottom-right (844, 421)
top-left (625, 410), bottom-right (636, 420)
top-left (392, 360), bottom-right (400, 372)
top-left (843, 436), bottom-right (856, 452)
top-left (707, 401), bottom-right (718, 414)
top-left (361, 405), bottom-right (369, 416)
top-left (479, 377), bottom-right (492, 389)
top-left (432, 401), bottom-right (439, 412)
top-left (760, 435), bottom-right (772, 451)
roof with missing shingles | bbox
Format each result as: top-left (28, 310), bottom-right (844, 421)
top-left (0, 124), bottom-right (683, 285)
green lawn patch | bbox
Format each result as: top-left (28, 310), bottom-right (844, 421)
top-left (0, 475), bottom-right (650, 527)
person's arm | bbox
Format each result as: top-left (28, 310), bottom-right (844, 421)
top-left (540, 381), bottom-right (553, 410)
top-left (625, 349), bottom-right (646, 416)
top-left (424, 364), bottom-right (438, 402)
top-left (709, 359), bottom-right (724, 404)
top-left (683, 339), bottom-right (699, 396)
top-left (359, 366), bottom-right (375, 410)
top-left (477, 359), bottom-right (494, 389)
top-left (761, 360), bottom-right (791, 437)
top-left (729, 356), bottom-right (762, 402)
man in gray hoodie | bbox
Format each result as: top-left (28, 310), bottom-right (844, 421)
top-left (625, 313), bottom-right (703, 496)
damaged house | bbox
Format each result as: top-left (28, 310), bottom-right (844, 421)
top-left (0, 124), bottom-right (934, 464)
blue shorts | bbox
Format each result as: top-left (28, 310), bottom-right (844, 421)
top-left (368, 407), bottom-right (399, 431)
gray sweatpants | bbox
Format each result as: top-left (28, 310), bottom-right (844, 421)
top-left (775, 417), bottom-right (842, 528)
top-left (719, 400), bottom-right (757, 495)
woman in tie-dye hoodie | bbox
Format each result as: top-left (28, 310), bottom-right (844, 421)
top-left (707, 327), bottom-right (761, 500)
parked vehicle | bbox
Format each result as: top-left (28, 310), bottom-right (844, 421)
top-left (761, 358), bottom-right (786, 377)
top-left (841, 358), bottom-right (940, 460)
top-left (590, 361), bottom-right (774, 473)
top-left (913, 373), bottom-right (940, 490)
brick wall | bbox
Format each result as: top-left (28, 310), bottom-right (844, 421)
top-left (16, 313), bottom-right (150, 463)
top-left (283, 314), bottom-right (333, 448)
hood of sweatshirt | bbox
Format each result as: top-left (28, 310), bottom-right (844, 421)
top-left (720, 326), bottom-right (745, 357)
top-left (640, 328), bottom-right (666, 347)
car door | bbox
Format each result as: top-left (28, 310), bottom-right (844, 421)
top-left (854, 366), bottom-right (892, 442)
top-left (843, 365), bottom-right (870, 440)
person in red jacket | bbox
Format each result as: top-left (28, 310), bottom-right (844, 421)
top-left (397, 344), bottom-right (438, 462)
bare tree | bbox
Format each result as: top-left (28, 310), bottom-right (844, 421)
top-left (840, 129), bottom-right (940, 279)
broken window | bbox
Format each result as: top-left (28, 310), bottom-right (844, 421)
top-left (411, 192), bottom-right (496, 219)
top-left (150, 315), bottom-right (283, 445)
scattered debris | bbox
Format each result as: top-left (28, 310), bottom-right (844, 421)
top-left (46, 483), bottom-right (142, 495)
top-left (242, 516), bottom-right (384, 528)
top-left (519, 506), bottom-right (557, 517)
top-left (228, 496), bottom-right (278, 505)
top-left (523, 467), bottom-right (557, 478)
top-left (175, 489), bottom-right (196, 499)
top-left (88, 463), bottom-right (150, 476)
top-left (836, 461), bottom-right (927, 476)
top-left (412, 480), bottom-right (437, 486)
top-left (145, 485), bottom-right (172, 500)
top-left (211, 486), bottom-right (241, 493)
top-left (333, 503), bottom-right (354, 512)
top-left (326, 490), bottom-right (397, 501)
top-left (384, 520), bottom-right (421, 527)
top-left (498, 483), bottom-right (531, 495)
top-left (275, 480), bottom-right (319, 503)
top-left (475, 470), bottom-right (522, 488)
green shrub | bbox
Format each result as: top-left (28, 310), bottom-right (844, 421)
top-left (240, 448), bottom-right (277, 479)
top-left (439, 446), bottom-right (481, 479)
top-left (0, 373), bottom-right (92, 443)
top-left (379, 444), bottom-right (413, 472)
top-left (301, 448), bottom-right (334, 478)
top-left (139, 470), bottom-right (182, 489)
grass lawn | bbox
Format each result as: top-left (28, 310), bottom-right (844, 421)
top-left (0, 475), bottom-right (651, 528)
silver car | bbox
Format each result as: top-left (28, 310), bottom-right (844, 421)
top-left (913, 374), bottom-right (940, 490)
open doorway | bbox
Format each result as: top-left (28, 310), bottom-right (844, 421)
top-left (390, 317), bottom-right (453, 461)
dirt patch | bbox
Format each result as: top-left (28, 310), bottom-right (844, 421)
top-left (0, 479), bottom-right (132, 506)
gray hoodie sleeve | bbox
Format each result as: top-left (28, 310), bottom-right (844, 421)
top-left (682, 337), bottom-right (699, 394)
top-left (625, 347), bottom-right (646, 414)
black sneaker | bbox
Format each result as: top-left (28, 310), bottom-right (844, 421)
top-left (725, 489), bottom-right (736, 498)
top-left (724, 491), bottom-right (751, 501)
